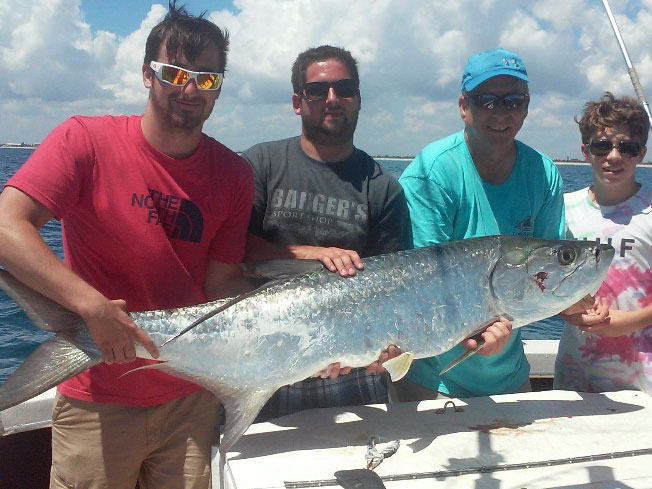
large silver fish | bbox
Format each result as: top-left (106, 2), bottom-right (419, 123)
top-left (0, 236), bottom-right (613, 455)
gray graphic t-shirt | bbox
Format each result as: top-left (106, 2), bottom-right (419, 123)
top-left (243, 136), bottom-right (409, 257)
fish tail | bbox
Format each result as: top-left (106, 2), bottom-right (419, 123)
top-left (0, 269), bottom-right (83, 333)
top-left (0, 269), bottom-right (102, 412)
top-left (0, 337), bottom-right (101, 412)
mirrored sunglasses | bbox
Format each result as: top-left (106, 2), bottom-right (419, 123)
top-left (149, 61), bottom-right (224, 91)
top-left (589, 139), bottom-right (644, 157)
top-left (302, 79), bottom-right (358, 101)
top-left (470, 93), bottom-right (529, 111)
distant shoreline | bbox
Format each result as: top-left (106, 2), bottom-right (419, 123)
top-left (375, 157), bottom-right (652, 167)
top-left (2, 147), bottom-right (649, 166)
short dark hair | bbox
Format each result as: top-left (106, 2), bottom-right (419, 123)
top-left (577, 91), bottom-right (650, 145)
top-left (291, 45), bottom-right (359, 95)
top-left (144, 0), bottom-right (229, 73)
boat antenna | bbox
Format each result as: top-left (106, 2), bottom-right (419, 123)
top-left (601, 0), bottom-right (652, 130)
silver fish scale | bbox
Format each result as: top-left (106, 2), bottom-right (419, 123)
top-left (142, 238), bottom-right (511, 391)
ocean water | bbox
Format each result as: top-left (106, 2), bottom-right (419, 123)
top-left (2, 147), bottom-right (652, 383)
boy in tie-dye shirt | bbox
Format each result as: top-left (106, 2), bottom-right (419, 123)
top-left (555, 92), bottom-right (652, 394)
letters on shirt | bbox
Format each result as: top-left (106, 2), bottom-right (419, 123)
top-left (131, 189), bottom-right (203, 242)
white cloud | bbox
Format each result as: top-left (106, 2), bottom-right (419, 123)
top-left (1, 0), bottom-right (102, 101)
top-left (105, 5), bottom-right (167, 108)
top-left (1, 0), bottom-right (650, 159)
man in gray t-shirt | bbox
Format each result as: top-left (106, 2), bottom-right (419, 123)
top-left (243, 45), bottom-right (410, 420)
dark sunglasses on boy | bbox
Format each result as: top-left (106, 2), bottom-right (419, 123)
top-left (588, 139), bottom-right (644, 158)
top-left (302, 79), bottom-right (358, 101)
top-left (469, 93), bottom-right (529, 111)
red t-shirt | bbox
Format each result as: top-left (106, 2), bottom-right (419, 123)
top-left (7, 115), bottom-right (253, 406)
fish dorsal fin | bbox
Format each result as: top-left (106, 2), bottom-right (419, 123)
top-left (159, 279), bottom-right (283, 348)
top-left (241, 259), bottom-right (322, 281)
top-left (382, 352), bottom-right (414, 382)
top-left (163, 259), bottom-right (324, 347)
top-left (0, 269), bottom-right (82, 333)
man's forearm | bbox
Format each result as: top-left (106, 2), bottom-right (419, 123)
top-left (0, 219), bottom-right (107, 318)
top-left (245, 233), bottom-right (297, 261)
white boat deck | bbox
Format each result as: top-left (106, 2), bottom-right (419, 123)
top-left (8, 340), bottom-right (652, 488)
top-left (220, 390), bottom-right (652, 489)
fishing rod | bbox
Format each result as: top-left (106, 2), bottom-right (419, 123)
top-left (601, 0), bottom-right (652, 129)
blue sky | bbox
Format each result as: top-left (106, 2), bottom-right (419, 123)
top-left (1, 0), bottom-right (650, 159)
top-left (81, 1), bottom-right (238, 36)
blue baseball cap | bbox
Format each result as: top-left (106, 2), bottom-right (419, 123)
top-left (461, 48), bottom-right (529, 93)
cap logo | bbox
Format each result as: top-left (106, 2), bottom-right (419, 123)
top-left (503, 57), bottom-right (520, 67)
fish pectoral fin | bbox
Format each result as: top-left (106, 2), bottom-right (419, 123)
top-left (382, 352), bottom-right (414, 382)
top-left (439, 338), bottom-right (486, 375)
top-left (219, 389), bottom-right (276, 455)
top-left (438, 315), bottom-right (503, 376)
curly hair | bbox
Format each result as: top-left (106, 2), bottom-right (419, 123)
top-left (291, 45), bottom-right (359, 95)
top-left (144, 0), bottom-right (229, 73)
top-left (576, 92), bottom-right (649, 145)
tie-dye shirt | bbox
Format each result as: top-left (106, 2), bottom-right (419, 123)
top-left (554, 184), bottom-right (652, 394)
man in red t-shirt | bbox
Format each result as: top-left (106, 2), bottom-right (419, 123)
top-left (0, 2), bottom-right (252, 488)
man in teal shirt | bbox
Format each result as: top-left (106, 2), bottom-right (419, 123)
top-left (396, 48), bottom-right (566, 399)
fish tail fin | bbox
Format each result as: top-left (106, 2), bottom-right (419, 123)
top-left (0, 335), bottom-right (101, 412)
top-left (0, 269), bottom-right (102, 412)
top-left (0, 269), bottom-right (83, 333)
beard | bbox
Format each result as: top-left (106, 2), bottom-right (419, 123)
top-left (302, 109), bottom-right (359, 146)
top-left (151, 89), bottom-right (213, 131)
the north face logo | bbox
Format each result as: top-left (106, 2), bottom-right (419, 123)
top-left (131, 189), bottom-right (203, 242)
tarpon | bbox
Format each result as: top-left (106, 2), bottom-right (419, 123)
top-left (0, 236), bottom-right (613, 456)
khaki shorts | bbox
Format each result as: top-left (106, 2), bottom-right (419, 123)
top-left (50, 389), bottom-right (220, 489)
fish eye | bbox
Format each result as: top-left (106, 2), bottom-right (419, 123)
top-left (557, 246), bottom-right (576, 266)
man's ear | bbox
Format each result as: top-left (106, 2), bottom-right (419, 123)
top-left (143, 63), bottom-right (153, 89)
top-left (458, 94), bottom-right (469, 121)
top-left (292, 93), bottom-right (301, 115)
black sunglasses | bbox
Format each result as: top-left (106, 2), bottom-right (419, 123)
top-left (588, 139), bottom-right (644, 158)
top-left (470, 93), bottom-right (529, 110)
top-left (302, 79), bottom-right (358, 101)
